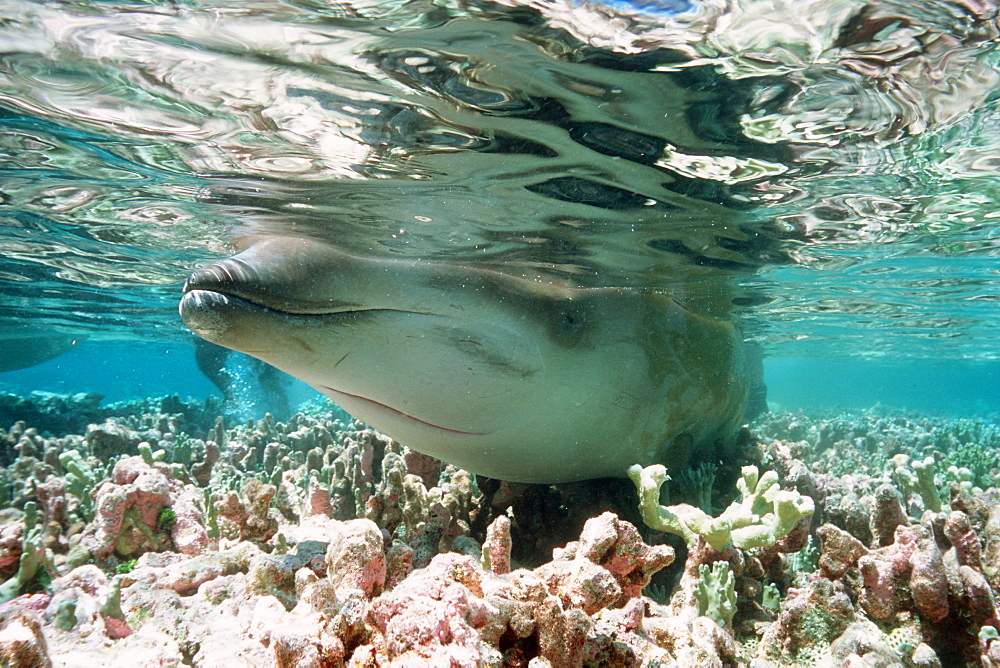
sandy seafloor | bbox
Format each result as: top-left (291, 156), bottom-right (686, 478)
top-left (1, 389), bottom-right (999, 667)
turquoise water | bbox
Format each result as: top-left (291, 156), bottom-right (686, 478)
top-left (3, 341), bottom-right (998, 417)
top-left (1, 0), bottom-right (998, 417)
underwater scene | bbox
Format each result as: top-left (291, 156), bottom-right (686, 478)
top-left (1, 0), bottom-right (999, 665)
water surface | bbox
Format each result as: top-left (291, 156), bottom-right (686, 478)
top-left (1, 0), bottom-right (998, 410)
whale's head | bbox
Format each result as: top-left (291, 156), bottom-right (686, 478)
top-left (180, 236), bottom-right (749, 482)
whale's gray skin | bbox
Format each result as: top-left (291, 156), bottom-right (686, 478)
top-left (180, 236), bottom-right (750, 483)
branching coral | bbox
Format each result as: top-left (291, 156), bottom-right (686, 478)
top-left (629, 464), bottom-right (815, 551)
top-left (893, 455), bottom-right (944, 513)
top-left (678, 462), bottom-right (719, 513)
top-left (694, 561), bottom-right (737, 627)
top-left (57, 450), bottom-right (103, 522)
top-left (212, 478), bottom-right (279, 544)
top-left (0, 502), bottom-right (52, 603)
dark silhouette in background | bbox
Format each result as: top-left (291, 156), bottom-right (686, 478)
top-left (194, 338), bottom-right (291, 421)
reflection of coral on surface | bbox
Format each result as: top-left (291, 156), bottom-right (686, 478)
top-left (1, 396), bottom-right (1000, 665)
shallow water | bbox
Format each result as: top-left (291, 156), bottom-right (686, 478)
top-left (0, 0), bottom-right (998, 411)
top-left (3, 5), bottom-right (1000, 665)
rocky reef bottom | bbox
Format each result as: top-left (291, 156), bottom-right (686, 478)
top-left (1, 391), bottom-right (999, 667)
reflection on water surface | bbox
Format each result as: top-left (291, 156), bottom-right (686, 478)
top-left (0, 0), bottom-right (998, 358)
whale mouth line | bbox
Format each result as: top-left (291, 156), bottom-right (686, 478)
top-left (181, 286), bottom-right (427, 319)
top-left (319, 385), bottom-right (493, 436)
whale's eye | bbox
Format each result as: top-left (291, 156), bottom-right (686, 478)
top-left (550, 303), bottom-right (588, 347)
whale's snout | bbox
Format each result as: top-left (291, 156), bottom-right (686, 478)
top-left (180, 255), bottom-right (270, 344)
top-left (183, 256), bottom-right (263, 297)
top-left (181, 240), bottom-right (371, 316)
top-left (179, 289), bottom-right (235, 343)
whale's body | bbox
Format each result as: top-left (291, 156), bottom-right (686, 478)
top-left (0, 323), bottom-right (82, 373)
top-left (180, 236), bottom-right (750, 483)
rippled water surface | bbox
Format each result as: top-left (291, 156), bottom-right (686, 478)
top-left (1, 0), bottom-right (999, 366)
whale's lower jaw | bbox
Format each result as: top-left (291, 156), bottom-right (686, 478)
top-left (324, 373), bottom-right (626, 482)
top-left (315, 384), bottom-right (492, 437)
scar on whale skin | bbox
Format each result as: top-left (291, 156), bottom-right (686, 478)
top-left (180, 235), bottom-right (751, 484)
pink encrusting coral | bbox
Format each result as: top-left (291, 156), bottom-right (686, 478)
top-left (15, 511), bottom-right (680, 666)
top-left (80, 455), bottom-right (209, 561)
top-left (2, 397), bottom-right (1000, 665)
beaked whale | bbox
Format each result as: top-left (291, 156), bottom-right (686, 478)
top-left (180, 235), bottom-right (750, 483)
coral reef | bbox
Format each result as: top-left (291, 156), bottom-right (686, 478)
top-left (630, 463), bottom-right (814, 551)
top-left (1, 394), bottom-right (1000, 665)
